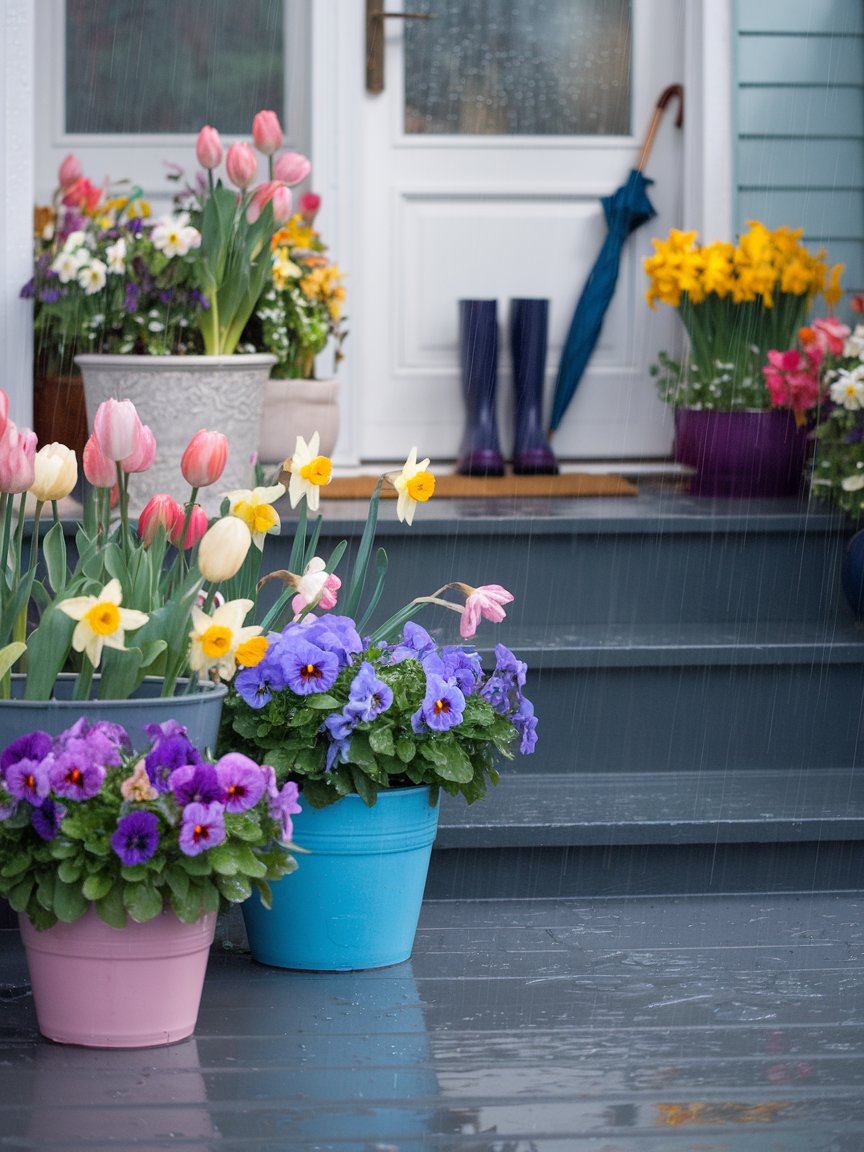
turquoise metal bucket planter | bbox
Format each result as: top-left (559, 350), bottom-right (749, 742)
top-left (243, 785), bottom-right (440, 970)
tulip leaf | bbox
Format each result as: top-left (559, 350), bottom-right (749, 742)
top-left (42, 521), bottom-right (68, 594)
top-left (0, 642), bottom-right (26, 679)
top-left (22, 607), bottom-right (76, 700)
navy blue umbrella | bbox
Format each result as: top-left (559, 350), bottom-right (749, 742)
top-left (549, 85), bottom-right (683, 435)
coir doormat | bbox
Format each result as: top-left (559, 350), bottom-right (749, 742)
top-left (313, 473), bottom-right (638, 499)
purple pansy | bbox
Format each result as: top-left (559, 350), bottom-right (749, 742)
top-left (513, 697), bottom-right (538, 755)
top-left (49, 748), bottom-right (106, 801)
top-left (411, 673), bottom-right (466, 733)
top-left (388, 621), bottom-right (438, 665)
top-left (345, 661), bottom-right (393, 722)
top-left (112, 810), bottom-right (160, 865)
top-left (234, 648), bottom-right (287, 710)
top-left (295, 616), bottom-right (363, 667)
top-left (439, 647), bottom-right (484, 696)
top-left (215, 754), bottom-right (267, 813)
top-left (179, 802), bottom-right (226, 856)
top-left (4, 758), bottom-right (52, 804)
top-left (144, 721), bottom-right (204, 792)
top-left (267, 778), bottom-right (302, 841)
top-left (0, 730), bottom-right (53, 774)
top-left (323, 709), bottom-right (358, 743)
top-left (279, 639), bottom-right (340, 696)
top-left (481, 643), bottom-right (528, 714)
top-left (31, 798), bottom-right (66, 841)
top-left (168, 763), bottom-right (224, 807)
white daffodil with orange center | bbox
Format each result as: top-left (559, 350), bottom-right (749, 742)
top-left (389, 447), bottom-right (435, 525)
top-left (224, 483), bottom-right (286, 550)
top-left (57, 578), bottom-right (149, 668)
top-left (188, 598), bottom-right (262, 680)
top-left (287, 432), bottom-right (333, 512)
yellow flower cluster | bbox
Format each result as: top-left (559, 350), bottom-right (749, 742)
top-left (300, 263), bottom-right (347, 321)
top-left (644, 221), bottom-right (843, 311)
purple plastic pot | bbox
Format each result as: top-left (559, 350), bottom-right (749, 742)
top-left (674, 408), bottom-right (810, 498)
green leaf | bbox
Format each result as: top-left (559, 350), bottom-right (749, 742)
top-left (369, 725), bottom-right (395, 757)
top-left (1, 852), bottom-right (32, 879)
top-left (42, 520), bottom-right (68, 595)
top-left (53, 878), bottom-right (89, 923)
top-left (215, 873), bottom-right (253, 903)
top-left (350, 768), bottom-right (378, 807)
top-left (95, 886), bottom-right (128, 929)
top-left (0, 642), bottom-right (26, 679)
top-left (207, 842), bottom-right (241, 876)
top-left (82, 872), bottom-right (114, 902)
top-left (7, 877), bottom-right (34, 913)
top-left (420, 737), bottom-right (473, 783)
top-left (165, 864), bottom-right (190, 902)
top-left (124, 882), bottom-right (163, 922)
top-left (57, 859), bottom-right (83, 884)
top-left (22, 606), bottom-right (76, 700)
top-left (396, 738), bottom-right (416, 764)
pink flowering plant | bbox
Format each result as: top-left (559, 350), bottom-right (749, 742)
top-left (0, 718), bottom-right (300, 931)
top-left (23, 109), bottom-right (310, 363)
top-left (219, 434), bottom-right (537, 809)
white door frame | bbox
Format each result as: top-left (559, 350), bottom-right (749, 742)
top-left (2, 0), bottom-right (732, 447)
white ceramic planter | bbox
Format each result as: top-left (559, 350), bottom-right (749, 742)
top-left (76, 353), bottom-right (276, 515)
top-left (258, 377), bottom-right (340, 466)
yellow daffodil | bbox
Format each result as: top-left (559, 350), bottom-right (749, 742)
top-left (287, 433), bottom-right (332, 512)
top-left (57, 578), bottom-right (149, 668)
top-left (388, 447), bottom-right (435, 526)
top-left (188, 598), bottom-right (261, 681)
top-left (223, 483), bottom-right (286, 550)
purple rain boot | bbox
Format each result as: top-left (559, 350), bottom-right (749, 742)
top-left (510, 298), bottom-right (559, 475)
top-left (456, 299), bottom-right (505, 476)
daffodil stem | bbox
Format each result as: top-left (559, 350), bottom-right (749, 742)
top-left (369, 595), bottom-right (462, 645)
top-left (73, 659), bottom-right (95, 702)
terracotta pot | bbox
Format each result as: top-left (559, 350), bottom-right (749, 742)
top-left (258, 377), bottom-right (339, 465)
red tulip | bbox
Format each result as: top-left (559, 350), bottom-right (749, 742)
top-left (171, 503), bottom-right (209, 550)
top-left (252, 110), bottom-right (283, 156)
top-left (195, 126), bottom-right (223, 170)
top-left (298, 192), bottom-right (321, 224)
top-left (93, 398), bottom-right (141, 462)
top-left (181, 429), bottom-right (228, 488)
top-left (225, 142), bottom-right (258, 191)
top-left (273, 151), bottom-right (311, 186)
top-left (138, 494), bottom-right (183, 547)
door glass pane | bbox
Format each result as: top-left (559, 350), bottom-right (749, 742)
top-left (404, 0), bottom-right (631, 136)
top-left (65, 0), bottom-right (284, 134)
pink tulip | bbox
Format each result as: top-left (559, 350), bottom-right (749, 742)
top-left (0, 388), bottom-right (8, 441)
top-left (138, 494), bottom-right (183, 547)
top-left (82, 434), bottom-right (117, 489)
top-left (246, 181), bottom-right (293, 226)
top-left (196, 126), bottom-right (223, 170)
top-left (0, 422), bottom-right (38, 494)
top-left (58, 153), bottom-right (83, 189)
top-left (252, 110), bottom-right (283, 156)
top-left (225, 142), bottom-right (258, 190)
top-left (459, 584), bottom-right (514, 639)
top-left (181, 429), bottom-right (228, 488)
top-left (273, 151), bottom-right (311, 187)
top-left (93, 398), bottom-right (141, 462)
top-left (171, 503), bottom-right (209, 550)
top-left (298, 192), bottom-right (321, 224)
top-left (122, 422), bottom-right (157, 474)
top-left (271, 185), bottom-right (293, 225)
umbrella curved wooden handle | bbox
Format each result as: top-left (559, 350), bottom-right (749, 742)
top-left (637, 84), bottom-right (684, 172)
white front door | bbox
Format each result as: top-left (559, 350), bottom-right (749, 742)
top-left (316, 0), bottom-right (685, 465)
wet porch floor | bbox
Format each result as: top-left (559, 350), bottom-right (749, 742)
top-left (1, 891), bottom-right (863, 1151)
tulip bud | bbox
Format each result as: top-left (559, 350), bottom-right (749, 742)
top-left (122, 422), bottom-right (157, 474)
top-left (138, 494), bottom-right (183, 547)
top-left (195, 125), bottom-right (223, 170)
top-left (181, 429), bottom-right (228, 488)
top-left (197, 515), bottom-right (253, 582)
top-left (298, 192), bottom-right (321, 224)
top-left (246, 180), bottom-right (278, 226)
top-left (93, 398), bottom-right (142, 462)
top-left (252, 110), bottom-right (283, 156)
top-left (273, 151), bottom-right (311, 187)
top-left (225, 142), bottom-right (258, 191)
top-left (271, 185), bottom-right (293, 226)
top-left (172, 503), bottom-right (209, 550)
top-left (0, 422), bottom-right (37, 494)
top-left (0, 388), bottom-right (8, 441)
top-left (29, 443), bottom-right (78, 503)
top-left (82, 433), bottom-right (118, 489)
top-left (58, 153), bottom-right (83, 189)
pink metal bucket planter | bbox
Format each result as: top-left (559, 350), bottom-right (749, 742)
top-left (19, 907), bottom-right (217, 1048)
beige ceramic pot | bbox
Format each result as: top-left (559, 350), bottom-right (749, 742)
top-left (258, 377), bottom-right (340, 466)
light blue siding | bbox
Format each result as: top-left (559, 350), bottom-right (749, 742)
top-left (734, 0), bottom-right (864, 304)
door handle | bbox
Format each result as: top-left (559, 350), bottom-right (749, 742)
top-left (366, 0), bottom-right (433, 95)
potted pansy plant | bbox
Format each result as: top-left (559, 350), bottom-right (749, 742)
top-left (219, 433), bottom-right (537, 971)
top-left (0, 717), bottom-right (300, 1047)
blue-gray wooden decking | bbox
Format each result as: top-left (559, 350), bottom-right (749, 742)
top-left (2, 891), bottom-right (864, 1150)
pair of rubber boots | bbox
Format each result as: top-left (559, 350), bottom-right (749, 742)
top-left (456, 298), bottom-right (559, 476)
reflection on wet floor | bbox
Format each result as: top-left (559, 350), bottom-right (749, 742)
top-left (2, 891), bottom-right (864, 1150)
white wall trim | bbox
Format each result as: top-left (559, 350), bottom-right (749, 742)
top-left (2, 1), bottom-right (35, 427)
top-left (684, 0), bottom-right (734, 241)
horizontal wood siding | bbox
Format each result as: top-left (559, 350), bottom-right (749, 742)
top-left (734, 0), bottom-right (864, 307)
